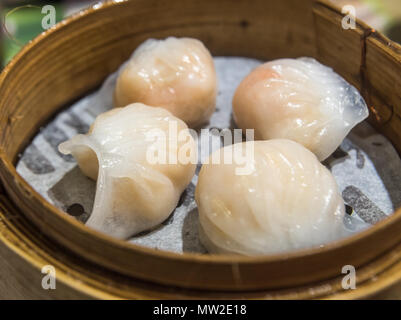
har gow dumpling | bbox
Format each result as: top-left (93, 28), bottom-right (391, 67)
top-left (59, 103), bottom-right (197, 239)
top-left (114, 37), bottom-right (217, 128)
top-left (195, 139), bottom-right (346, 255)
top-left (233, 58), bottom-right (369, 160)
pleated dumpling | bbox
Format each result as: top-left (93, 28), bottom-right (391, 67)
top-left (114, 37), bottom-right (217, 128)
top-left (195, 139), bottom-right (346, 255)
top-left (59, 103), bottom-right (197, 239)
top-left (233, 58), bottom-right (369, 160)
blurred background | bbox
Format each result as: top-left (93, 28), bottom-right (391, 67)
top-left (0, 0), bottom-right (400, 68)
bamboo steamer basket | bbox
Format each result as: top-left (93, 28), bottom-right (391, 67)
top-left (0, 0), bottom-right (400, 299)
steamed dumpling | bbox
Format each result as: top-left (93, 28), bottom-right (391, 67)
top-left (59, 103), bottom-right (197, 239)
top-left (195, 139), bottom-right (345, 255)
top-left (114, 37), bottom-right (217, 128)
top-left (233, 58), bottom-right (369, 160)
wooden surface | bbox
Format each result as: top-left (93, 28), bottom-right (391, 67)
top-left (0, 0), bottom-right (400, 298)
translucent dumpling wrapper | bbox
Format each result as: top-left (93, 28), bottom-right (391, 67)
top-left (195, 139), bottom-right (346, 255)
top-left (114, 37), bottom-right (217, 128)
top-left (59, 103), bottom-right (197, 239)
top-left (233, 58), bottom-right (369, 160)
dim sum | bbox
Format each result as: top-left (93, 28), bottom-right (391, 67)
top-left (59, 103), bottom-right (197, 239)
top-left (233, 58), bottom-right (369, 160)
top-left (195, 139), bottom-right (346, 255)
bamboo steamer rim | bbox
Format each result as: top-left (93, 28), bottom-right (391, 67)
top-left (2, 192), bottom-right (401, 299)
top-left (0, 0), bottom-right (400, 292)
